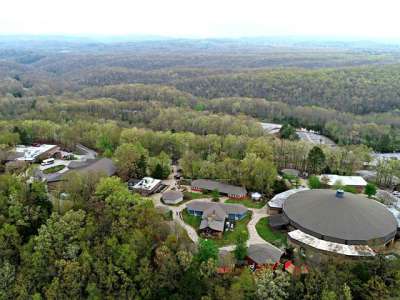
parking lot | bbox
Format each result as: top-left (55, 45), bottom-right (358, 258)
top-left (296, 130), bottom-right (336, 146)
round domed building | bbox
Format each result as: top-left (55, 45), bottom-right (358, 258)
top-left (283, 189), bottom-right (397, 260)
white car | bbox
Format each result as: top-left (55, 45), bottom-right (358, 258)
top-left (41, 158), bottom-right (54, 166)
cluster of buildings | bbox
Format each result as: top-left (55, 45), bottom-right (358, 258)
top-left (9, 144), bottom-right (399, 266)
top-left (6, 143), bottom-right (117, 188)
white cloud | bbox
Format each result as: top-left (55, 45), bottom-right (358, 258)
top-left (0, 0), bottom-right (399, 38)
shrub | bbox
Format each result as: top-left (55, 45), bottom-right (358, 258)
top-left (364, 183), bottom-right (377, 198)
top-left (308, 175), bottom-right (321, 189)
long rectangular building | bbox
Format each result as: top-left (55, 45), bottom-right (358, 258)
top-left (191, 179), bottom-right (247, 199)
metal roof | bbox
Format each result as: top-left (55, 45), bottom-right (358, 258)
top-left (15, 144), bottom-right (58, 162)
top-left (44, 158), bottom-right (116, 182)
top-left (268, 188), bottom-right (309, 209)
top-left (186, 201), bottom-right (248, 215)
top-left (133, 177), bottom-right (161, 191)
top-left (283, 189), bottom-right (397, 245)
top-left (191, 179), bottom-right (247, 196)
top-left (288, 230), bottom-right (376, 257)
top-left (320, 175), bottom-right (367, 186)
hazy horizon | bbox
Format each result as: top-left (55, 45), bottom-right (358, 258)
top-left (1, 0), bottom-right (400, 40)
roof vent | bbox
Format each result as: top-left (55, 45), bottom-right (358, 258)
top-left (336, 189), bottom-right (344, 198)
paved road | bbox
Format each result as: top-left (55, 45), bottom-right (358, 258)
top-left (76, 144), bottom-right (97, 160)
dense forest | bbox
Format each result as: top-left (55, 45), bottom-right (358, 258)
top-left (1, 37), bottom-right (400, 299)
top-left (1, 38), bottom-right (400, 151)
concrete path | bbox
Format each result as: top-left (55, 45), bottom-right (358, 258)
top-left (246, 207), bottom-right (270, 246)
top-left (152, 171), bottom-right (281, 252)
top-left (218, 205), bottom-right (281, 253)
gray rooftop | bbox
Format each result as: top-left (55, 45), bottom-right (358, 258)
top-left (199, 219), bottom-right (225, 232)
top-left (247, 244), bottom-right (283, 265)
top-left (191, 179), bottom-right (247, 196)
top-left (186, 201), bottom-right (248, 215)
top-left (162, 190), bottom-right (183, 202)
top-left (283, 189), bottom-right (397, 245)
top-left (44, 158), bottom-right (116, 183)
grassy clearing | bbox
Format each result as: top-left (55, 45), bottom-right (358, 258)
top-left (184, 191), bottom-right (212, 200)
top-left (182, 209), bottom-right (202, 229)
top-left (256, 217), bottom-right (287, 247)
top-left (43, 165), bottom-right (66, 174)
top-left (225, 198), bottom-right (265, 209)
top-left (213, 212), bottom-right (252, 247)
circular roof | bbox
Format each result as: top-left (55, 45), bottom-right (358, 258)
top-left (162, 190), bottom-right (183, 201)
top-left (283, 189), bottom-right (397, 245)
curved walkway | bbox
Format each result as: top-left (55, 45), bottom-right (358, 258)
top-left (152, 177), bottom-right (281, 252)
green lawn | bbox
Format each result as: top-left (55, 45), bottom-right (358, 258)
top-left (43, 165), bottom-right (66, 174)
top-left (183, 191), bottom-right (212, 200)
top-left (214, 212), bottom-right (252, 247)
top-left (225, 198), bottom-right (266, 209)
top-left (256, 217), bottom-right (287, 247)
top-left (182, 209), bottom-right (202, 229)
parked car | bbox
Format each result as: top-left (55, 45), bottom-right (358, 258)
top-left (41, 158), bottom-right (54, 166)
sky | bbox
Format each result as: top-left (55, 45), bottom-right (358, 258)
top-left (0, 0), bottom-right (399, 39)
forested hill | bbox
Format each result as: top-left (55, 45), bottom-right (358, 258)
top-left (2, 37), bottom-right (400, 151)
top-left (175, 65), bottom-right (400, 114)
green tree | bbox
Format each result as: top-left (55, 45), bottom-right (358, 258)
top-left (308, 175), bottom-right (322, 189)
top-left (152, 163), bottom-right (164, 179)
top-left (279, 124), bottom-right (299, 141)
top-left (364, 183), bottom-right (377, 198)
top-left (148, 152), bottom-right (171, 179)
top-left (234, 231), bottom-right (247, 261)
top-left (113, 143), bottom-right (149, 180)
top-left (196, 239), bottom-right (218, 263)
top-left (211, 189), bottom-right (220, 202)
top-left (255, 268), bottom-right (290, 300)
top-left (321, 289), bottom-right (337, 300)
top-left (307, 146), bottom-right (326, 174)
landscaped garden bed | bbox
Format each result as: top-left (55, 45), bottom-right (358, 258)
top-left (43, 165), bottom-right (65, 174)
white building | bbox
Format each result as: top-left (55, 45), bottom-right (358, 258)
top-left (14, 144), bottom-right (59, 162)
top-left (132, 177), bottom-right (162, 196)
top-left (320, 175), bottom-right (367, 191)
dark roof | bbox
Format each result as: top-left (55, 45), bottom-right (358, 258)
top-left (283, 189), bottom-right (397, 245)
top-left (67, 160), bottom-right (92, 169)
top-left (199, 203), bottom-right (227, 232)
top-left (200, 219), bottom-right (225, 232)
top-left (186, 201), bottom-right (248, 215)
top-left (162, 190), bottom-right (183, 202)
top-left (69, 158), bottom-right (116, 176)
top-left (269, 214), bottom-right (289, 228)
top-left (191, 179), bottom-right (247, 196)
top-left (45, 158), bottom-right (116, 183)
top-left (247, 244), bottom-right (283, 265)
top-left (203, 205), bottom-right (227, 220)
